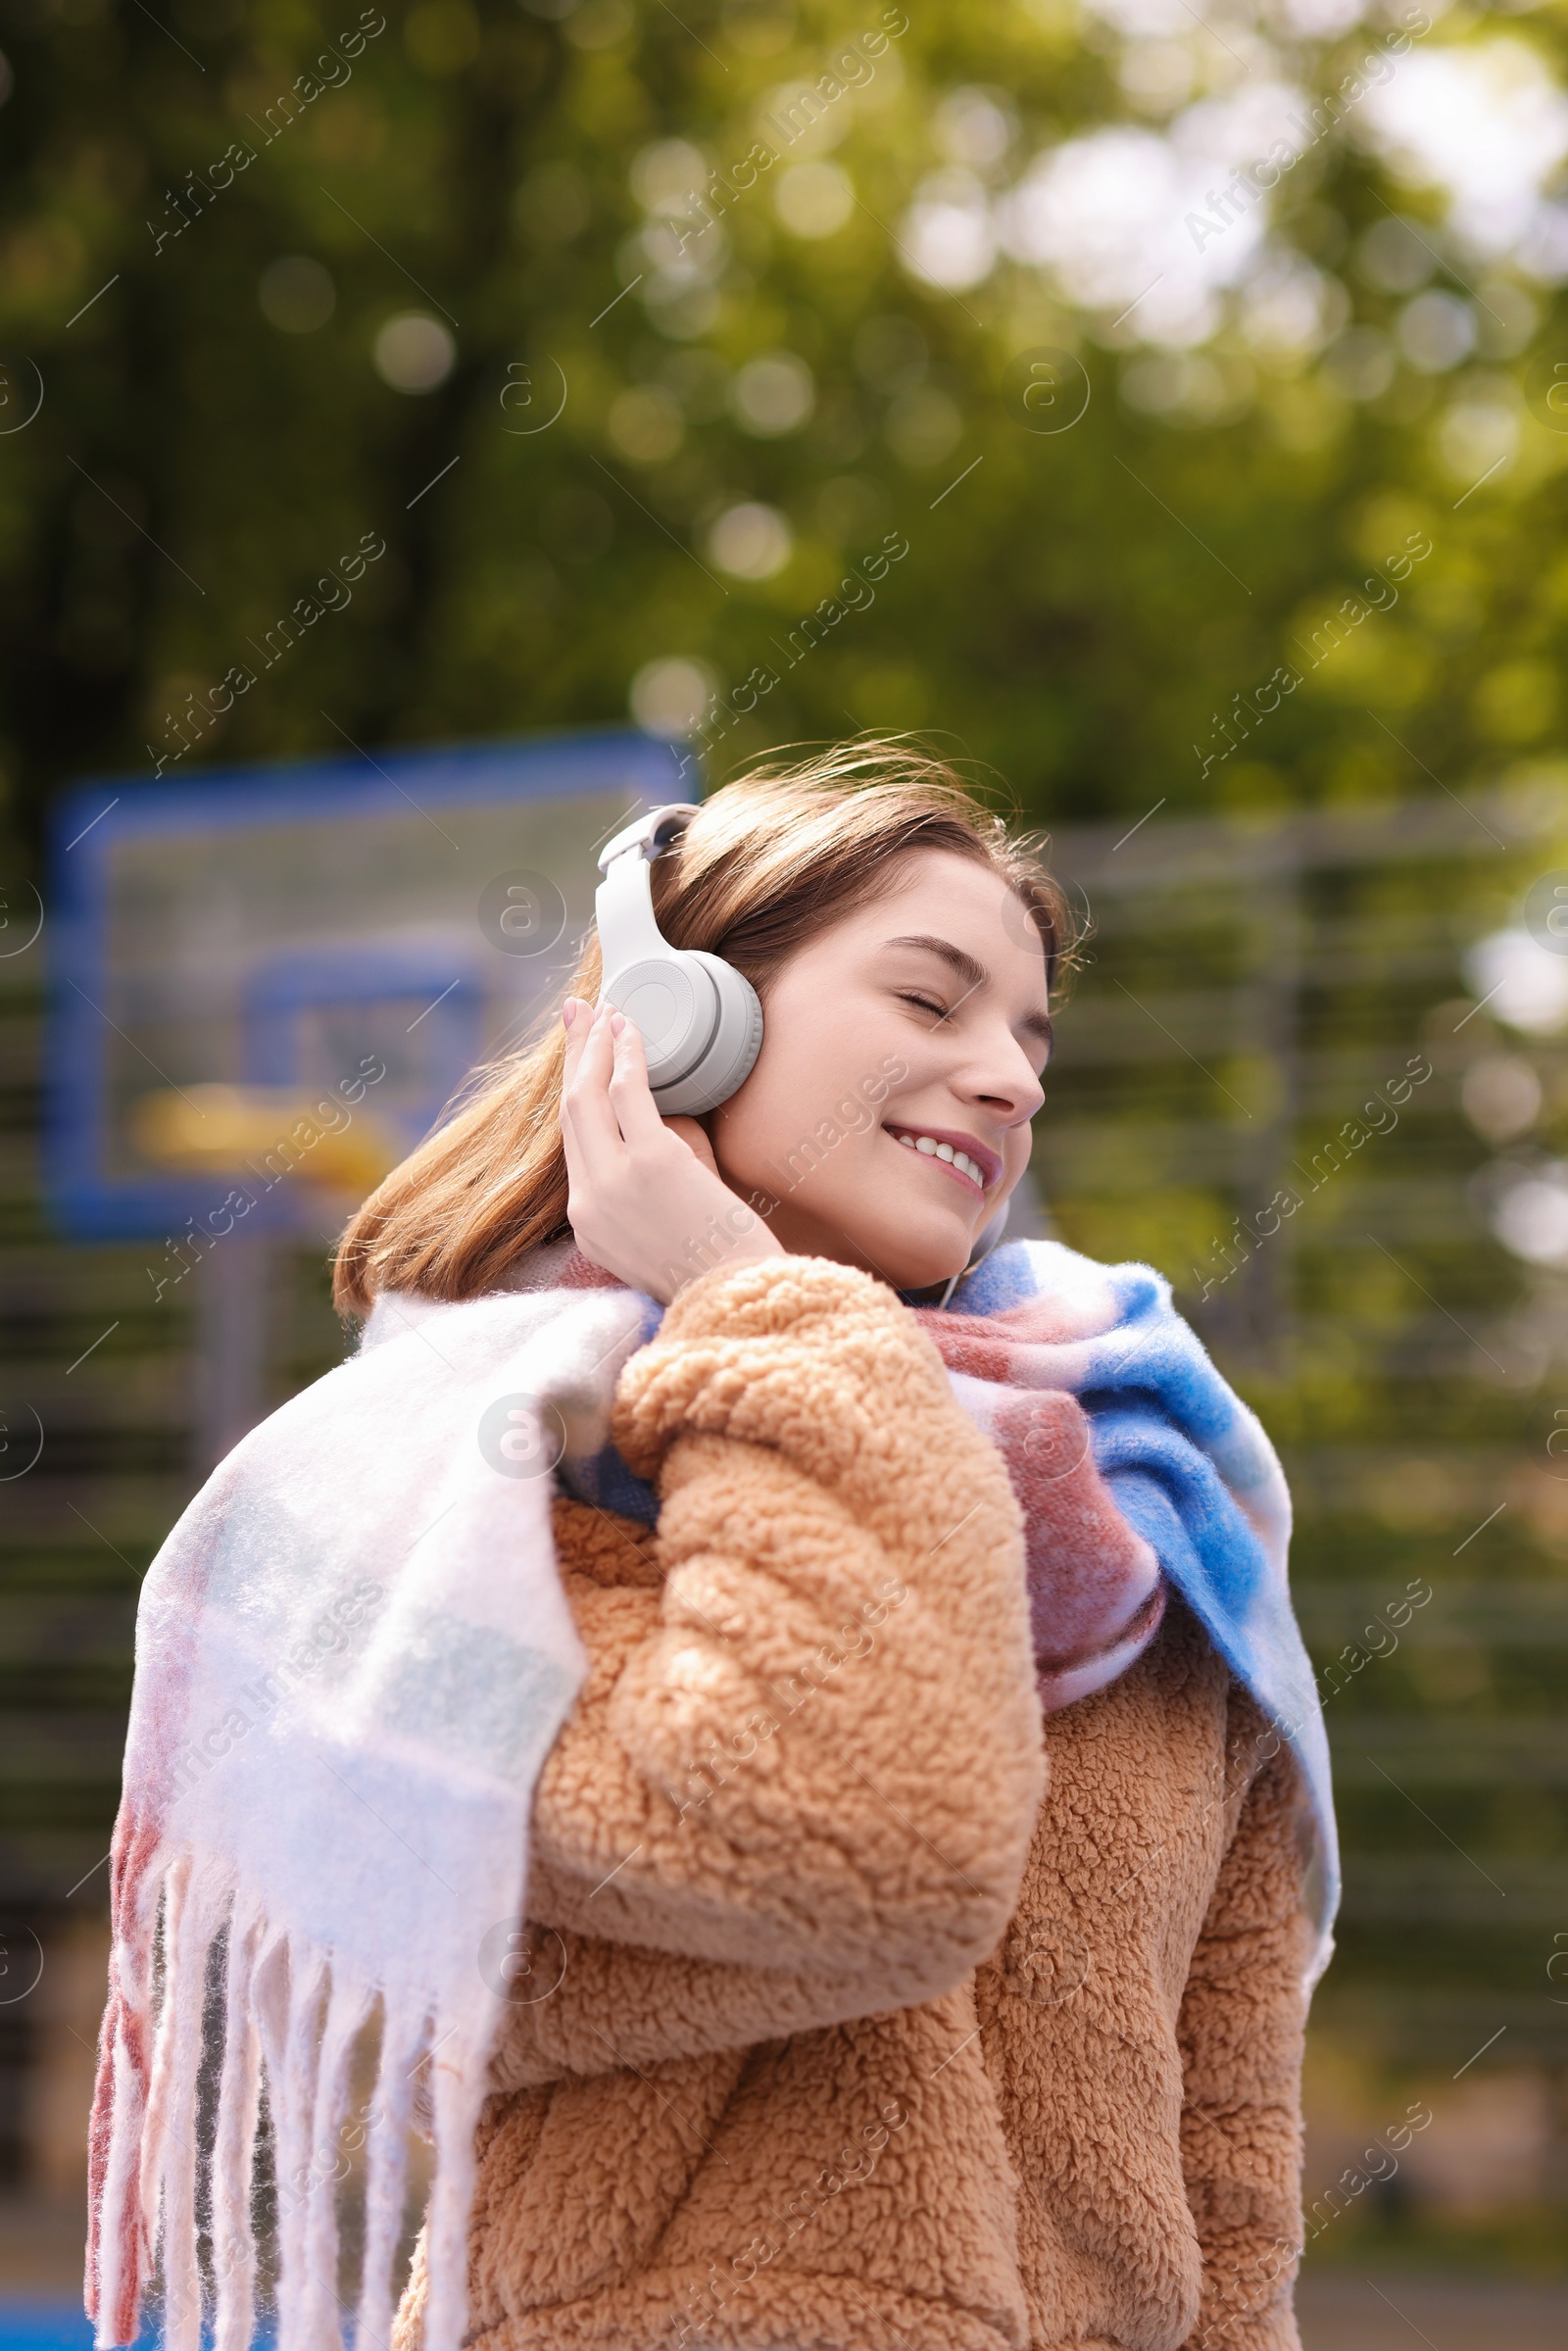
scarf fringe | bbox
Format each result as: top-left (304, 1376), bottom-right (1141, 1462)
top-left (90, 1852), bottom-right (470, 2351)
top-left (212, 1915), bottom-right (262, 2351)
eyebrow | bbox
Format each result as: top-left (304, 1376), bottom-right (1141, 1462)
top-left (883, 933), bottom-right (1054, 1054)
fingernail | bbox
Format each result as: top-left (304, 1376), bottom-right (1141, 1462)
top-left (562, 999), bottom-right (577, 1031)
top-left (610, 1011), bottom-right (626, 1038)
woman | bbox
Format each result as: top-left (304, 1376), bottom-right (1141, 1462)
top-left (329, 742), bottom-right (1329, 2351)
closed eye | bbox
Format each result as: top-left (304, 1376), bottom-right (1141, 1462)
top-left (896, 990), bottom-right (948, 1021)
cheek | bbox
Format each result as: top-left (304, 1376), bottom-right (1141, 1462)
top-left (711, 1017), bottom-right (882, 1181)
top-left (1004, 1124), bottom-right (1034, 1185)
top-left (709, 1038), bottom-right (808, 1160)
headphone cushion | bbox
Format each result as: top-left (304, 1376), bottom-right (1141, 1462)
top-left (651, 952), bottom-right (763, 1116)
top-left (603, 954), bottom-right (715, 1089)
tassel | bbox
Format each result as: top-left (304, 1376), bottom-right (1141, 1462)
top-left (422, 2024), bottom-right (481, 2351)
top-left (251, 1935), bottom-right (318, 2351)
top-left (93, 2017), bottom-right (149, 2350)
top-left (152, 1868), bottom-right (217, 2351)
top-left (301, 1975), bottom-right (368, 2351)
top-left (353, 2008), bottom-right (418, 2351)
top-left (211, 1911), bottom-right (262, 2351)
top-left (136, 1857), bottom-right (190, 2263)
top-left (91, 1817), bottom-right (165, 2351)
top-left (278, 1954), bottom-right (332, 2351)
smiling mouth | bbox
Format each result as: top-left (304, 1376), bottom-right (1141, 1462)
top-left (884, 1126), bottom-right (992, 1194)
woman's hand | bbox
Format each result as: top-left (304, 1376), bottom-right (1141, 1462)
top-left (559, 998), bottom-right (784, 1303)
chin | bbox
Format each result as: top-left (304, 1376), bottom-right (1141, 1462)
top-left (839, 1212), bottom-right (975, 1295)
top-left (751, 1166), bottom-right (982, 1293)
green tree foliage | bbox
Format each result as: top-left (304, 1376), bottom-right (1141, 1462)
top-left (0, 0), bottom-right (1565, 834)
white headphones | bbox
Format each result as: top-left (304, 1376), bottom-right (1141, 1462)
top-left (595, 804), bottom-right (764, 1115)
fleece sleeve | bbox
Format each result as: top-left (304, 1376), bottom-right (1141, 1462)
top-left (519, 1253), bottom-right (1046, 2015)
top-left (1177, 1720), bottom-right (1311, 2351)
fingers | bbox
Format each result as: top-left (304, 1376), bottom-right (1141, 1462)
top-left (559, 998), bottom-right (591, 1149)
top-left (560, 995), bottom-right (591, 1076)
top-left (606, 1015), bottom-right (669, 1148)
top-left (560, 996), bottom-right (605, 1116)
top-left (663, 1114), bottom-right (721, 1177)
top-left (560, 1000), bottom-right (625, 1165)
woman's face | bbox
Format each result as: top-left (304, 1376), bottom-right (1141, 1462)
top-left (707, 849), bottom-right (1053, 1293)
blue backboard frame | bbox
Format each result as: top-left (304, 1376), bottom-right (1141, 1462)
top-left (46, 727), bottom-right (690, 1241)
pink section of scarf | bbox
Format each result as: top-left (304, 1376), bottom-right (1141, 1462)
top-left (914, 1307), bottom-right (1165, 1713)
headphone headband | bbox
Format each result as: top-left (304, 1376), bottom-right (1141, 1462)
top-left (597, 802), bottom-right (697, 875)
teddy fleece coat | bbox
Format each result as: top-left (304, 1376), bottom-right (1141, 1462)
top-left (394, 1257), bottom-right (1309, 2351)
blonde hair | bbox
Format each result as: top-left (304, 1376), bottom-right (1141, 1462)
top-left (332, 739), bottom-right (1073, 1314)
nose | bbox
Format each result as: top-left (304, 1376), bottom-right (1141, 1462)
top-left (967, 1023), bottom-right (1046, 1126)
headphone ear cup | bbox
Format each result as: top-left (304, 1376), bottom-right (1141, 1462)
top-left (649, 953), bottom-right (763, 1117)
top-left (603, 952), bottom-right (716, 1095)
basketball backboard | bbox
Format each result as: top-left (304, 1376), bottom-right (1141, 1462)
top-left (46, 728), bottom-right (689, 1245)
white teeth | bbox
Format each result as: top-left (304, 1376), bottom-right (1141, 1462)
top-left (896, 1131), bottom-right (985, 1185)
